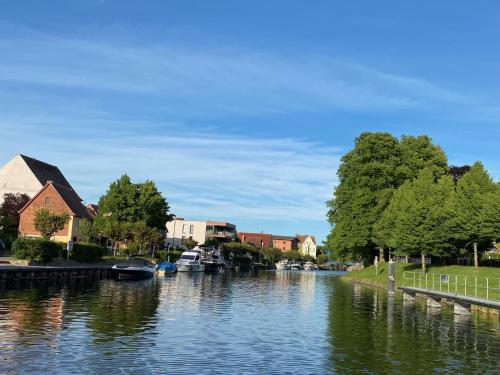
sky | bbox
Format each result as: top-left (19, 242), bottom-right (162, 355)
top-left (0, 1), bottom-right (499, 243)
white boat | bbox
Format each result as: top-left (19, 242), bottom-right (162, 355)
top-left (275, 259), bottom-right (290, 270)
top-left (290, 261), bottom-right (303, 270)
top-left (176, 250), bottom-right (205, 272)
top-left (304, 261), bottom-right (318, 271)
top-left (112, 263), bottom-right (155, 279)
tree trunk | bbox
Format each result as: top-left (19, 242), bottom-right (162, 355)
top-left (473, 242), bottom-right (478, 269)
top-left (421, 252), bottom-right (426, 273)
top-left (378, 247), bottom-right (385, 262)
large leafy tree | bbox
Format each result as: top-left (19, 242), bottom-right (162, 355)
top-left (390, 169), bottom-right (455, 271)
top-left (34, 209), bottom-right (70, 239)
top-left (327, 132), bottom-right (447, 263)
top-left (447, 162), bottom-right (497, 268)
top-left (0, 193), bottom-right (30, 244)
top-left (94, 175), bottom-right (171, 253)
top-left (480, 183), bottom-right (500, 243)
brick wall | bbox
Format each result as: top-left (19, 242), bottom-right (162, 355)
top-left (18, 184), bottom-right (72, 238)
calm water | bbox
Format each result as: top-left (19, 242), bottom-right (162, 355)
top-left (0, 271), bottom-right (499, 374)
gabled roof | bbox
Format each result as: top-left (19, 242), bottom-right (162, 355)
top-left (273, 235), bottom-right (297, 241)
top-left (19, 154), bottom-right (80, 199)
top-left (297, 235), bottom-right (316, 244)
top-left (19, 182), bottom-right (92, 220)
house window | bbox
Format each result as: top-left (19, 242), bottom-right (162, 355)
top-left (283, 241), bottom-right (286, 245)
top-left (182, 224), bottom-right (188, 234)
top-left (44, 197), bottom-right (50, 205)
top-left (189, 225), bottom-right (194, 234)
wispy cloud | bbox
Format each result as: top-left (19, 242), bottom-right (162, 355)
top-left (0, 24), bottom-right (473, 117)
top-left (0, 122), bottom-right (341, 226)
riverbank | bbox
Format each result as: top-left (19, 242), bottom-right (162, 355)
top-left (343, 262), bottom-right (500, 287)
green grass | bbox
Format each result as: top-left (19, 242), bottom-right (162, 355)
top-left (344, 262), bottom-right (500, 300)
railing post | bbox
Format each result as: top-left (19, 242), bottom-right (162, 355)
top-left (439, 275), bottom-right (442, 292)
top-left (486, 278), bottom-right (489, 300)
top-left (455, 275), bottom-right (457, 294)
top-left (464, 277), bottom-right (467, 296)
top-left (413, 272), bottom-right (416, 288)
top-left (475, 276), bottom-right (477, 297)
top-left (425, 273), bottom-right (428, 290)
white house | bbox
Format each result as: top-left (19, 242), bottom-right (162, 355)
top-left (165, 218), bottom-right (208, 248)
top-left (0, 154), bottom-right (78, 205)
top-left (298, 235), bottom-right (317, 259)
top-left (165, 218), bottom-right (237, 249)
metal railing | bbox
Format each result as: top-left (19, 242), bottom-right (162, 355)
top-left (402, 271), bottom-right (500, 301)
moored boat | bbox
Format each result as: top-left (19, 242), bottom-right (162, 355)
top-left (275, 259), bottom-right (290, 270)
top-left (155, 261), bottom-right (177, 274)
top-left (304, 261), bottom-right (318, 271)
top-left (176, 250), bottom-right (205, 272)
top-left (112, 263), bottom-right (155, 279)
top-left (290, 261), bottom-right (303, 270)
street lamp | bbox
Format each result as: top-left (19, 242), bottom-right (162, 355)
top-left (170, 215), bottom-right (177, 251)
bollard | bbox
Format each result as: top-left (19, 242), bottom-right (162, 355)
top-left (387, 260), bottom-right (395, 294)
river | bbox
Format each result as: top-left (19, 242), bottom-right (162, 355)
top-left (0, 271), bottom-right (498, 374)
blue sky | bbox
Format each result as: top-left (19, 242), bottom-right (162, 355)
top-left (0, 1), bottom-right (499, 243)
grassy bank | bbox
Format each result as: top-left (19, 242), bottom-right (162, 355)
top-left (344, 263), bottom-right (500, 297)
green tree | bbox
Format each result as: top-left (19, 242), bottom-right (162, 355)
top-left (182, 238), bottom-right (198, 250)
top-left (79, 219), bottom-right (97, 244)
top-left (480, 184), bottom-right (500, 242)
top-left (34, 209), bottom-right (70, 240)
top-left (448, 162), bottom-right (497, 268)
top-left (0, 193), bottom-right (30, 246)
top-left (261, 247), bottom-right (282, 264)
top-left (327, 132), bottom-right (448, 264)
top-left (390, 169), bottom-right (455, 271)
top-left (94, 175), bottom-right (171, 252)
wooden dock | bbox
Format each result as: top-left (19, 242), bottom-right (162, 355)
top-left (0, 265), bottom-right (113, 282)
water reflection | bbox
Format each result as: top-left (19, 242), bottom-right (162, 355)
top-left (328, 280), bottom-right (500, 374)
top-left (0, 272), bottom-right (498, 374)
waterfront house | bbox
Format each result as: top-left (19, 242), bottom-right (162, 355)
top-left (86, 203), bottom-right (99, 217)
top-left (297, 235), bottom-right (317, 259)
top-left (272, 235), bottom-right (299, 253)
top-left (238, 232), bottom-right (273, 248)
top-left (18, 181), bottom-right (93, 242)
top-left (0, 154), bottom-right (78, 205)
top-left (165, 218), bottom-right (237, 248)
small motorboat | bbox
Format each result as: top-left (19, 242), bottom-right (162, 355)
top-left (290, 261), bottom-right (303, 270)
top-left (112, 263), bottom-right (155, 279)
top-left (155, 261), bottom-right (177, 274)
top-left (275, 259), bottom-right (290, 270)
top-left (304, 261), bottom-right (318, 271)
top-left (176, 250), bottom-right (205, 272)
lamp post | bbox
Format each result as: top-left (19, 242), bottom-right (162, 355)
top-left (170, 215), bottom-right (177, 251)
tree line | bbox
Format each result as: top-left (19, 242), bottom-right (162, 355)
top-left (326, 132), bottom-right (500, 269)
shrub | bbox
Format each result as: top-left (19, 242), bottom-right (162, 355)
top-left (12, 237), bottom-right (64, 263)
top-left (155, 250), bottom-right (182, 262)
top-left (70, 243), bottom-right (106, 262)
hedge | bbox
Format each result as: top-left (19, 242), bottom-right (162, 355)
top-left (12, 237), bottom-right (64, 263)
top-left (70, 243), bottom-right (106, 263)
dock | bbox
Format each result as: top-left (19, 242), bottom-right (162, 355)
top-left (0, 264), bottom-right (113, 282)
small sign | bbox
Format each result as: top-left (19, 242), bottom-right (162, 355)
top-left (440, 274), bottom-right (449, 283)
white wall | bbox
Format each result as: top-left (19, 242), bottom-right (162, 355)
top-left (0, 155), bottom-right (41, 205)
top-left (299, 237), bottom-right (317, 259)
top-left (165, 219), bottom-right (207, 248)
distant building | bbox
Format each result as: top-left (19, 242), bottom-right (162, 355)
top-left (238, 232), bottom-right (273, 248)
top-left (165, 218), bottom-right (236, 248)
top-left (86, 203), bottom-right (99, 217)
top-left (272, 235), bottom-right (299, 252)
top-left (297, 235), bottom-right (317, 259)
top-left (18, 182), bottom-right (93, 242)
top-left (0, 154), bottom-right (78, 205)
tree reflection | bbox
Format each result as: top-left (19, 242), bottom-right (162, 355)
top-left (327, 279), bottom-right (500, 374)
top-left (86, 279), bottom-right (161, 342)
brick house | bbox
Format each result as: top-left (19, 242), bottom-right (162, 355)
top-left (272, 235), bottom-right (299, 253)
top-left (18, 182), bottom-right (92, 242)
top-left (238, 232), bottom-right (273, 248)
